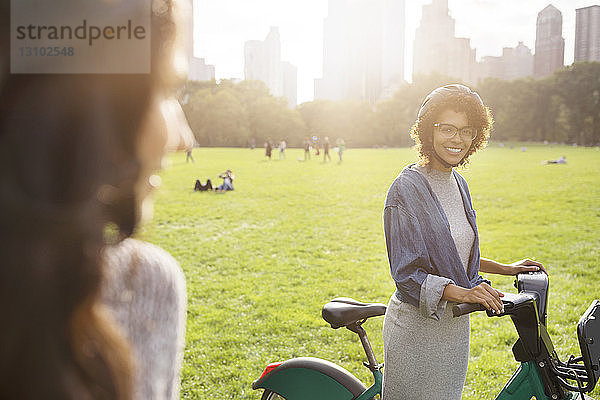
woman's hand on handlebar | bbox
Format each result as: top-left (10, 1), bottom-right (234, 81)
top-left (443, 283), bottom-right (505, 314)
top-left (508, 259), bottom-right (548, 275)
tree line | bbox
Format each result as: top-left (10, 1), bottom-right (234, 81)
top-left (181, 62), bottom-right (600, 148)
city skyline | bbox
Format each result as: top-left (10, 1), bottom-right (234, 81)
top-left (315, 0), bottom-right (405, 104)
top-left (244, 27), bottom-right (298, 107)
top-left (194, 0), bottom-right (600, 104)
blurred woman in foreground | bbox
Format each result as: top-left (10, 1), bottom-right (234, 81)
top-left (0, 0), bottom-right (193, 398)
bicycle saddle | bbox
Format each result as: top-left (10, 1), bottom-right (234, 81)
top-left (321, 297), bottom-right (387, 329)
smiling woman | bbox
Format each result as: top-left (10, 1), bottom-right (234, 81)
top-left (410, 84), bottom-right (493, 169)
top-left (430, 109), bottom-right (477, 171)
top-left (381, 84), bottom-right (547, 400)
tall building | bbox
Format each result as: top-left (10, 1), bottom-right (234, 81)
top-left (282, 62), bottom-right (297, 108)
top-left (185, 0), bottom-right (216, 82)
top-left (476, 56), bottom-right (504, 82)
top-left (314, 0), bottom-right (346, 101)
top-left (575, 5), bottom-right (600, 62)
top-left (188, 57), bottom-right (215, 81)
top-left (504, 42), bottom-right (534, 80)
top-left (244, 40), bottom-right (264, 82)
top-left (315, 0), bottom-right (405, 104)
top-left (244, 27), bottom-right (297, 107)
top-left (475, 42), bottom-right (534, 82)
top-left (413, 0), bottom-right (476, 83)
top-left (534, 4), bottom-right (564, 78)
top-left (382, 0), bottom-right (405, 88)
top-left (263, 27), bottom-right (283, 97)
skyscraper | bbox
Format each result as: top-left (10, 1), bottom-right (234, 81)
top-left (575, 5), bottom-right (600, 62)
top-left (534, 4), bottom-right (564, 78)
top-left (282, 62), bottom-right (298, 108)
top-left (188, 58), bottom-right (215, 82)
top-left (475, 42), bottom-right (534, 82)
top-left (315, 0), bottom-right (405, 104)
top-left (263, 27), bottom-right (283, 98)
top-left (503, 42), bottom-right (535, 81)
top-left (382, 0), bottom-right (405, 88)
top-left (186, 0), bottom-right (216, 82)
top-left (314, 0), bottom-right (346, 101)
top-left (244, 27), bottom-right (297, 107)
top-left (244, 40), bottom-right (264, 82)
top-left (413, 0), bottom-right (475, 83)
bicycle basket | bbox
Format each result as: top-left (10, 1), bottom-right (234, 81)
top-left (578, 300), bottom-right (600, 390)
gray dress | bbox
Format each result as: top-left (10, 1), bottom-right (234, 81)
top-left (382, 166), bottom-right (475, 400)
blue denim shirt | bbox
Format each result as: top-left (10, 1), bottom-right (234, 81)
top-left (383, 164), bottom-right (488, 320)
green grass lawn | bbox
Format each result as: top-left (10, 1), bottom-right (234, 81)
top-left (140, 144), bottom-right (600, 399)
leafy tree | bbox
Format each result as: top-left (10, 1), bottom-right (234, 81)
top-left (181, 63), bottom-right (600, 147)
top-left (479, 63), bottom-right (600, 145)
top-left (182, 79), bottom-right (307, 147)
top-left (553, 62), bottom-right (600, 145)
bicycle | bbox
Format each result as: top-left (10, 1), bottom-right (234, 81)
top-left (252, 271), bottom-right (600, 399)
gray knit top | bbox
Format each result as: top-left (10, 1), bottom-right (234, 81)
top-left (412, 165), bottom-right (476, 319)
top-left (416, 165), bottom-right (475, 270)
top-left (101, 239), bottom-right (187, 400)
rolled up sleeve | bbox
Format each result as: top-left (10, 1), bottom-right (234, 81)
top-left (420, 274), bottom-right (455, 320)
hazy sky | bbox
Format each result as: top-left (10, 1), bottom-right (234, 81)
top-left (194, 0), bottom-right (600, 104)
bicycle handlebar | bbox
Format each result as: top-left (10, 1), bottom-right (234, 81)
top-left (452, 293), bottom-right (526, 318)
top-left (452, 302), bottom-right (486, 317)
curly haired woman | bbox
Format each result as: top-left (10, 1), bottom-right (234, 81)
top-left (381, 84), bottom-right (547, 400)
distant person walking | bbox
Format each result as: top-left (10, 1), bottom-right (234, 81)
top-left (279, 139), bottom-right (287, 159)
top-left (186, 148), bottom-right (195, 163)
top-left (303, 136), bottom-right (311, 160)
top-left (323, 136), bottom-right (332, 162)
top-left (336, 138), bottom-right (345, 163)
top-left (250, 137), bottom-right (256, 149)
top-left (265, 139), bottom-right (272, 160)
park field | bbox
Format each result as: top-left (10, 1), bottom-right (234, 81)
top-left (139, 144), bottom-right (600, 399)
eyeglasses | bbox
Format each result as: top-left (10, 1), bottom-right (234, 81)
top-left (433, 123), bottom-right (478, 141)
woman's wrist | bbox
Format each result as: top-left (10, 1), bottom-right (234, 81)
top-left (442, 283), bottom-right (468, 303)
top-left (498, 263), bottom-right (511, 275)
top-left (480, 257), bottom-right (510, 275)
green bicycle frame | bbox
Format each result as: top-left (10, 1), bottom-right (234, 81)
top-left (354, 369), bottom-right (382, 400)
top-left (252, 356), bottom-right (382, 400)
top-left (254, 287), bottom-right (599, 399)
top-left (496, 361), bottom-right (579, 400)
top-left (256, 358), bottom-right (588, 400)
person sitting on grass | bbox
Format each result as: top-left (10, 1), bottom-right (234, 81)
top-left (543, 155), bottom-right (566, 164)
top-left (194, 179), bottom-right (213, 191)
top-left (216, 170), bottom-right (234, 192)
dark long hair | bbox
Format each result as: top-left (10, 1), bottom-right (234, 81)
top-left (0, 1), bottom-right (181, 398)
